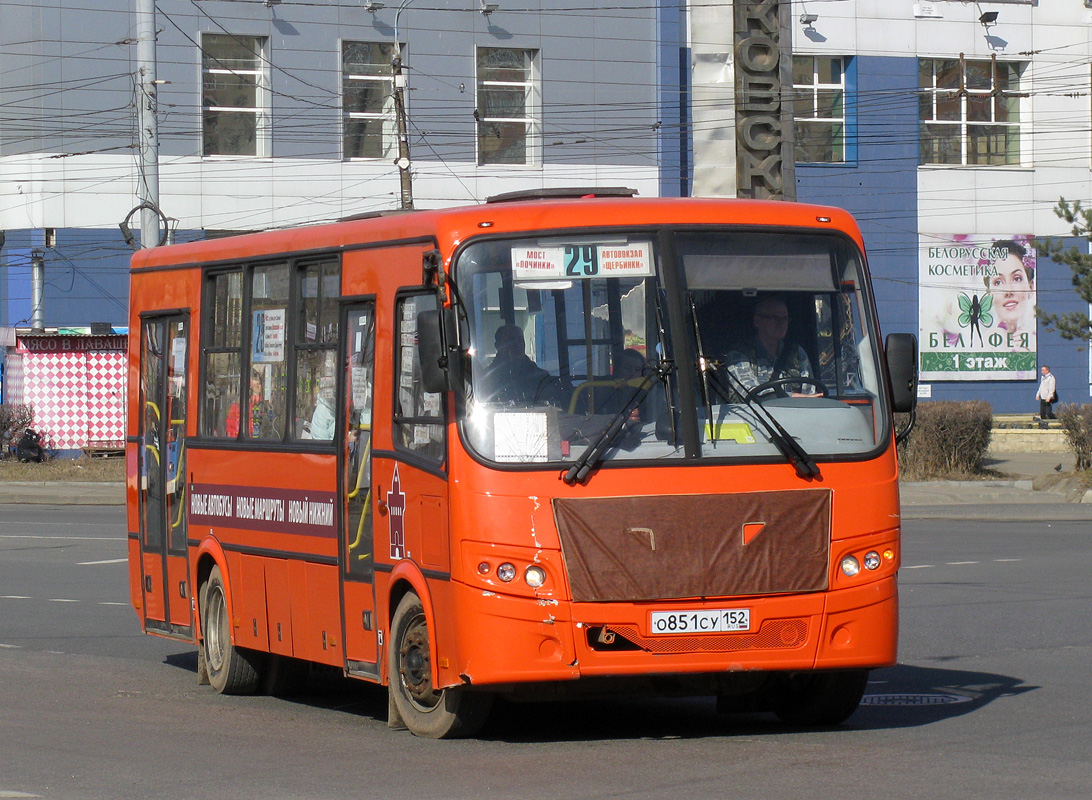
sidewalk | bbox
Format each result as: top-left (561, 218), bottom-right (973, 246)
top-left (0, 451), bottom-right (1089, 517)
top-left (900, 450), bottom-right (1092, 520)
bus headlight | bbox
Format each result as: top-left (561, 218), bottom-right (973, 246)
top-left (864, 551), bottom-right (881, 571)
top-left (524, 565), bottom-right (547, 588)
top-left (497, 562), bottom-right (517, 582)
top-left (840, 555), bottom-right (861, 577)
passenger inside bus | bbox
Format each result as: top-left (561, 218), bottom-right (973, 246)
top-left (571, 347), bottom-right (650, 418)
top-left (226, 368), bottom-right (277, 438)
top-left (479, 324), bottom-right (568, 406)
top-left (723, 294), bottom-right (820, 399)
top-left (306, 381), bottom-right (336, 441)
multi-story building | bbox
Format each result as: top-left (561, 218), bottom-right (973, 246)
top-left (784, 0), bottom-right (1092, 411)
top-left (0, 0), bottom-right (680, 324)
top-left (4, 0), bottom-right (1091, 414)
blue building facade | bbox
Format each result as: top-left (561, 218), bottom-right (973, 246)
top-left (1, 0), bottom-right (674, 330)
top-left (788, 3), bottom-right (1092, 414)
top-left (4, 1), bottom-right (1091, 415)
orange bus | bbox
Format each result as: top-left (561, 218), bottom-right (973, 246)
top-left (127, 189), bottom-right (917, 738)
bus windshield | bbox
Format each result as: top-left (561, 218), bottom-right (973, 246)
top-left (454, 228), bottom-right (887, 469)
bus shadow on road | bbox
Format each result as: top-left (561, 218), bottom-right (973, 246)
top-left (475, 663), bottom-right (1034, 742)
top-left (162, 651), bottom-right (1026, 741)
top-left (851, 662), bottom-right (1035, 730)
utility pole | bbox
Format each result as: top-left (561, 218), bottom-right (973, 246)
top-left (390, 0), bottom-right (414, 210)
top-left (392, 43), bottom-right (413, 209)
top-left (135, 0), bottom-right (162, 246)
top-left (30, 249), bottom-right (45, 331)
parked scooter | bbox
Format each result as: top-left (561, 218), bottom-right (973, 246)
top-left (17, 428), bottom-right (46, 463)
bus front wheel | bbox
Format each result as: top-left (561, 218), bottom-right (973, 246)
top-left (201, 565), bottom-right (263, 695)
top-left (773, 668), bottom-right (869, 726)
top-left (388, 592), bottom-right (493, 738)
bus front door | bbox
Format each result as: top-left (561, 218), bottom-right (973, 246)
top-left (137, 314), bottom-right (193, 638)
top-left (341, 303), bottom-right (379, 676)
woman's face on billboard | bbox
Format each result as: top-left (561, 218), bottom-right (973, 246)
top-left (988, 253), bottom-right (1032, 330)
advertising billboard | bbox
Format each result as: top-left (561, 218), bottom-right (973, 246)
top-left (919, 234), bottom-right (1037, 381)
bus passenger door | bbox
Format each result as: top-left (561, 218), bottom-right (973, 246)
top-left (137, 314), bottom-right (193, 638)
top-left (340, 302), bottom-right (379, 675)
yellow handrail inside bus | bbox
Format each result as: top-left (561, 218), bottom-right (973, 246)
top-left (171, 439), bottom-right (187, 530)
top-left (568, 377), bottom-right (645, 414)
top-left (347, 424), bottom-right (372, 558)
top-left (347, 424), bottom-right (371, 500)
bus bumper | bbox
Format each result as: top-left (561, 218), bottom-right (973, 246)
top-left (445, 576), bottom-right (897, 688)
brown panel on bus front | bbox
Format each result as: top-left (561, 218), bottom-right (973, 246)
top-left (553, 489), bottom-right (831, 602)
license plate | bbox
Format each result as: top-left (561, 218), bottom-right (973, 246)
top-left (649, 608), bottom-right (751, 635)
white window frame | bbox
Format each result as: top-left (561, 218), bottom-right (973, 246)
top-left (475, 47), bottom-right (540, 167)
top-left (201, 33), bottom-right (270, 158)
top-left (341, 40), bottom-right (399, 161)
top-left (792, 55), bottom-right (846, 164)
top-left (919, 56), bottom-right (1028, 167)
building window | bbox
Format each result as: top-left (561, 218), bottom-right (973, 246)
top-left (476, 47), bottom-right (539, 166)
top-left (793, 56), bottom-right (845, 163)
top-left (342, 41), bottom-right (397, 160)
top-left (202, 34), bottom-right (269, 157)
top-left (919, 57), bottom-right (1026, 166)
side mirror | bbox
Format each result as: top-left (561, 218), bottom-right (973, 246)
top-left (417, 309), bottom-right (457, 394)
top-left (885, 333), bottom-right (918, 414)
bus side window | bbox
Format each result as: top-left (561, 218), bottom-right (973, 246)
top-left (248, 263), bottom-right (290, 441)
top-left (294, 261), bottom-right (340, 441)
top-left (201, 270), bottom-right (243, 438)
top-left (393, 293), bottom-right (445, 463)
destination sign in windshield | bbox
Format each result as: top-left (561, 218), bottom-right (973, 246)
top-left (512, 241), bottom-right (653, 280)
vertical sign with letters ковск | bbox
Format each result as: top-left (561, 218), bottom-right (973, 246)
top-left (734, 0), bottom-right (795, 200)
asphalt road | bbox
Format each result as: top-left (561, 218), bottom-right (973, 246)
top-left (0, 504), bottom-right (1089, 799)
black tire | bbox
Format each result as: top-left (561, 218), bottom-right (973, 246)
top-left (773, 668), bottom-right (869, 726)
top-left (388, 592), bottom-right (493, 738)
top-left (201, 565), bottom-right (263, 695)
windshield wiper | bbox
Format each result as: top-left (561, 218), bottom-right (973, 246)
top-left (653, 289), bottom-right (678, 445)
top-left (562, 363), bottom-right (671, 486)
top-left (707, 365), bottom-right (820, 479)
top-left (687, 292), bottom-right (817, 479)
top-left (688, 293), bottom-right (718, 443)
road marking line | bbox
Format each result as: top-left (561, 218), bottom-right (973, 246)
top-left (995, 558), bottom-right (1022, 562)
top-left (99, 601), bottom-right (128, 606)
top-left (947, 561), bottom-right (979, 565)
top-left (0, 519), bottom-right (108, 526)
top-left (79, 558), bottom-right (128, 565)
top-left (0, 643), bottom-right (24, 649)
top-left (0, 596), bottom-right (31, 600)
top-left (903, 564), bottom-right (934, 569)
top-left (47, 599), bottom-right (79, 603)
top-left (0, 535), bottom-right (121, 542)
top-left (0, 790), bottom-right (42, 797)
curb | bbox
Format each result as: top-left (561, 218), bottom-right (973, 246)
top-left (0, 477), bottom-right (1087, 507)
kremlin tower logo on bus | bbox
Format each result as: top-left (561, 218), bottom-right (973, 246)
top-left (387, 465), bottom-right (407, 559)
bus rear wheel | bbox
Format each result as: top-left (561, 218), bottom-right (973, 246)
top-left (773, 668), bottom-right (869, 726)
top-left (388, 592), bottom-right (493, 738)
top-left (201, 565), bottom-right (263, 695)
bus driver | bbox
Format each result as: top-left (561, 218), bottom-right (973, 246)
top-left (479, 324), bottom-right (565, 405)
